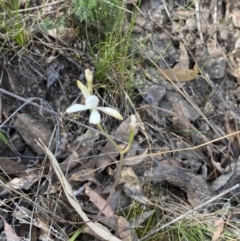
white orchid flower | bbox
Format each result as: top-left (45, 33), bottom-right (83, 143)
top-left (66, 69), bottom-right (123, 124)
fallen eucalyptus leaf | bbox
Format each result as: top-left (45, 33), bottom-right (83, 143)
top-left (85, 185), bottom-right (115, 218)
top-left (13, 114), bottom-right (54, 155)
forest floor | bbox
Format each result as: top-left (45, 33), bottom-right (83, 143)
top-left (1, 0), bottom-right (240, 240)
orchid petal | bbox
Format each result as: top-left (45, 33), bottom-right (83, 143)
top-left (85, 69), bottom-right (93, 93)
top-left (89, 109), bottom-right (101, 124)
top-left (77, 81), bottom-right (90, 99)
top-left (66, 104), bottom-right (89, 113)
top-left (97, 107), bottom-right (123, 120)
top-left (86, 95), bottom-right (99, 108)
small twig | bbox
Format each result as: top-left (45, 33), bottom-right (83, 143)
top-left (139, 183), bottom-right (240, 241)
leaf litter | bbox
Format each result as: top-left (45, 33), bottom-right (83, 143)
top-left (1, 0), bottom-right (240, 240)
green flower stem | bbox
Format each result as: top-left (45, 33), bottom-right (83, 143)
top-left (97, 122), bottom-right (134, 156)
top-left (97, 123), bottom-right (121, 152)
top-left (121, 125), bottom-right (135, 155)
top-left (97, 122), bottom-right (135, 188)
top-left (96, 121), bottom-right (135, 218)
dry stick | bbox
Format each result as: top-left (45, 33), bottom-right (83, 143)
top-left (139, 183), bottom-right (240, 241)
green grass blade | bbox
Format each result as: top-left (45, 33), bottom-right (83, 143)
top-left (69, 227), bottom-right (84, 241)
top-left (0, 130), bottom-right (11, 149)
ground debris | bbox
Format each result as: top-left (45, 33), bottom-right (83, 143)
top-left (144, 163), bottom-right (214, 207)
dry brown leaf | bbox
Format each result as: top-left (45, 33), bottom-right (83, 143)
top-left (13, 114), bottom-right (54, 155)
top-left (85, 185), bottom-right (115, 218)
top-left (211, 158), bottom-right (232, 175)
top-left (211, 157), bottom-right (240, 192)
top-left (13, 206), bottom-right (62, 240)
top-left (124, 182), bottom-right (150, 205)
top-left (34, 214), bottom-right (51, 240)
top-left (117, 216), bottom-right (131, 240)
top-left (225, 117), bottom-right (240, 158)
top-left (69, 168), bottom-right (100, 186)
top-left (59, 145), bottom-right (93, 173)
top-left (0, 158), bottom-right (28, 177)
top-left (158, 62), bottom-right (198, 81)
top-left (7, 174), bottom-right (39, 191)
top-left (174, 41), bottom-right (189, 71)
top-left (142, 62), bottom-right (198, 82)
top-left (227, 66), bottom-right (240, 79)
top-left (175, 141), bottom-right (202, 161)
top-left (171, 98), bottom-right (193, 121)
top-left (131, 210), bottom-right (155, 227)
top-left (123, 148), bottom-right (148, 166)
top-left (70, 129), bottom-right (99, 148)
top-left (165, 91), bottom-right (200, 121)
top-left (172, 116), bottom-right (191, 139)
top-left (46, 182), bottom-right (62, 194)
top-left (47, 27), bottom-right (77, 46)
top-left (211, 218), bottom-right (224, 241)
top-left (1, 216), bottom-right (20, 241)
top-left (13, 206), bottom-right (32, 219)
top-left (19, 223), bottom-right (38, 241)
top-left (231, 8), bottom-right (240, 28)
top-left (121, 168), bottom-right (151, 205)
top-left (108, 188), bottom-right (131, 212)
top-left (227, 51), bottom-right (240, 79)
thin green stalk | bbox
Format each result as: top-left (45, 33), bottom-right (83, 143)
top-left (96, 121), bottom-right (135, 218)
top-left (97, 123), bottom-right (120, 152)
